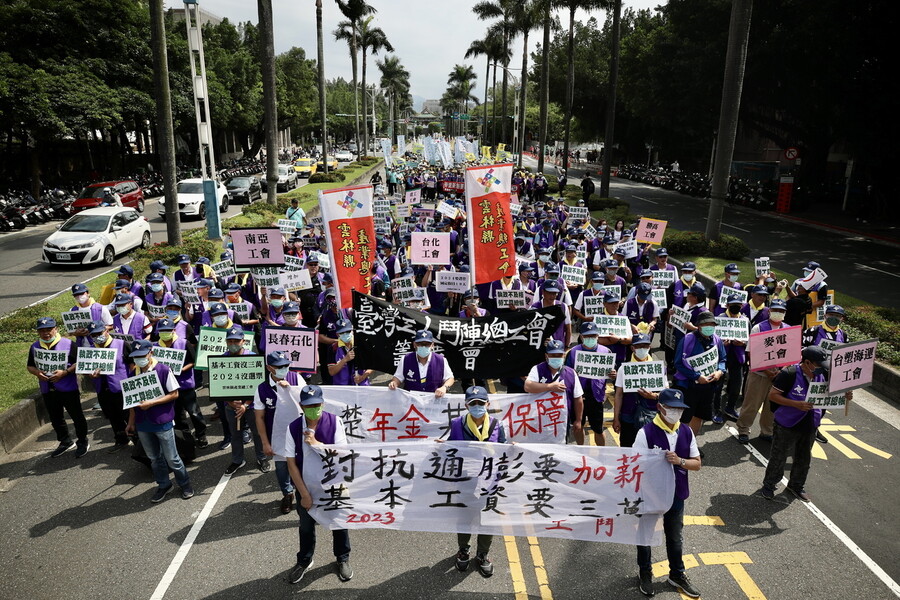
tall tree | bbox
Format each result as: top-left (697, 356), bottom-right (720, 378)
top-left (473, 0), bottom-right (517, 146)
top-left (377, 55), bottom-right (410, 145)
top-left (258, 0), bottom-right (279, 203)
top-left (706, 0), bottom-right (753, 240)
top-left (334, 0), bottom-right (375, 158)
top-left (358, 16), bottom-right (393, 156)
top-left (465, 31), bottom-right (503, 144)
top-left (316, 0), bottom-right (329, 171)
top-left (149, 0), bottom-right (181, 244)
top-left (537, 3), bottom-right (552, 173)
top-left (599, 0), bottom-right (621, 198)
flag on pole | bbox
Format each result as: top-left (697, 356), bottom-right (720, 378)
top-left (465, 163), bottom-right (516, 285)
top-left (318, 184), bottom-right (376, 309)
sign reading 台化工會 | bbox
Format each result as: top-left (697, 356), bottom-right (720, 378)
top-left (410, 232), bottom-right (450, 265)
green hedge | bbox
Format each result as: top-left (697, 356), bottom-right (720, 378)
top-left (308, 171), bottom-right (346, 183)
top-left (662, 230), bottom-right (750, 261)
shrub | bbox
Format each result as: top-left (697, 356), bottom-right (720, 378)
top-left (308, 171), bottom-right (346, 183)
top-left (131, 236), bottom-right (222, 281)
top-left (587, 195), bottom-right (630, 212)
top-left (708, 234), bottom-right (750, 261)
top-left (660, 231), bottom-right (749, 261)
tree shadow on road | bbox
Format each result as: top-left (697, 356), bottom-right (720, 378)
top-left (706, 492), bottom-right (790, 542)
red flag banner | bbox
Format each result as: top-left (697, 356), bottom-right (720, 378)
top-left (464, 163), bottom-right (516, 285)
top-left (318, 184), bottom-right (376, 309)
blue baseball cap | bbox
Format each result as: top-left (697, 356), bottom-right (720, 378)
top-left (114, 292), bottom-right (133, 305)
top-left (656, 247), bottom-right (668, 257)
top-left (336, 319), bottom-right (353, 334)
top-left (464, 386), bottom-right (489, 402)
top-left (688, 282), bottom-right (706, 296)
top-left (463, 288), bottom-right (479, 299)
top-left (603, 292), bottom-right (620, 303)
top-left (209, 302), bottom-right (228, 315)
top-left (35, 317), bottom-right (57, 330)
top-left (71, 283), bottom-right (89, 295)
top-left (196, 257), bottom-right (211, 266)
top-left (149, 259), bottom-right (168, 271)
top-left (632, 333), bottom-right (652, 345)
top-left (580, 321), bottom-right (599, 335)
top-left (225, 325), bottom-right (244, 340)
top-left (806, 261), bottom-right (820, 270)
top-left (591, 271), bottom-right (605, 282)
top-left (116, 265), bottom-right (134, 277)
top-left (88, 320), bottom-right (107, 335)
top-left (724, 263), bottom-right (740, 274)
top-left (195, 278), bottom-right (212, 289)
top-left (545, 339), bottom-right (566, 355)
top-left (156, 318), bottom-right (176, 331)
top-left (825, 305), bottom-right (845, 316)
top-left (657, 388), bottom-right (689, 408)
top-left (208, 288), bottom-right (224, 299)
top-left (770, 299), bottom-right (787, 311)
top-left (129, 339), bottom-right (153, 357)
top-left (414, 330), bottom-right (434, 343)
top-left (518, 263), bottom-right (534, 273)
top-left (165, 296), bottom-right (183, 308)
top-left (300, 385), bottom-right (324, 406)
top-left (282, 301), bottom-right (301, 314)
top-left (225, 282), bottom-right (242, 294)
top-left (636, 282), bottom-right (652, 298)
top-left (177, 254), bottom-right (191, 264)
top-left (681, 262), bottom-right (697, 271)
top-left (114, 279), bottom-right (131, 290)
top-left (545, 262), bottom-right (561, 275)
top-left (267, 351), bottom-right (291, 368)
top-left (147, 272), bottom-right (164, 284)
top-left (269, 286), bottom-right (287, 297)
top-left (542, 279), bottom-right (560, 293)
top-left (751, 284), bottom-right (769, 296)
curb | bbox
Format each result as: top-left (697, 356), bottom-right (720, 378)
top-left (667, 257), bottom-right (899, 406)
top-left (303, 160), bottom-right (385, 222)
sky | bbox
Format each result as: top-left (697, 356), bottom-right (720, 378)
top-left (166, 0), bottom-right (663, 110)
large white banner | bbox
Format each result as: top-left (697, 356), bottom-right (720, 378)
top-left (301, 441), bottom-right (673, 545)
top-left (271, 386), bottom-right (569, 456)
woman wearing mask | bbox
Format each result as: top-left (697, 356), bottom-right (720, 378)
top-left (673, 312), bottom-right (726, 443)
top-left (443, 385), bottom-right (507, 578)
top-left (327, 319), bottom-right (372, 386)
top-left (525, 339), bottom-right (585, 445)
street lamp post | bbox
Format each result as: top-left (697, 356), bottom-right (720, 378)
top-left (183, 0), bottom-right (220, 240)
top-left (498, 65), bottom-right (523, 168)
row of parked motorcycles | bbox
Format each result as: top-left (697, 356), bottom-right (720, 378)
top-left (0, 188), bottom-right (73, 231)
top-left (616, 164), bottom-right (777, 210)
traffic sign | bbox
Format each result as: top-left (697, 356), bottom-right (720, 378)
top-left (784, 147), bottom-right (799, 160)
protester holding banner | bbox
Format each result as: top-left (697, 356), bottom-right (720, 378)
top-left (565, 322), bottom-right (614, 446)
top-left (802, 304), bottom-right (848, 349)
top-left (602, 259), bottom-right (629, 298)
top-left (530, 279), bottom-right (572, 348)
top-left (736, 299), bottom-right (789, 444)
top-left (442, 385), bottom-right (507, 577)
top-left (88, 320), bottom-right (131, 451)
top-left (252, 351), bottom-right (300, 514)
top-left (219, 326), bottom-right (268, 475)
top-left (124, 339), bottom-right (193, 503)
top-left (328, 319), bottom-right (371, 386)
top-left (534, 263), bottom-right (572, 306)
top-left (650, 247), bottom-right (677, 276)
top-left (597, 292), bottom-right (631, 365)
top-left (154, 318), bottom-right (207, 449)
top-left (709, 263), bottom-right (743, 316)
top-left (635, 388), bottom-right (702, 599)
top-left (525, 339), bottom-right (585, 444)
top-left (69, 283), bottom-right (113, 348)
top-left (286, 385), bottom-right (352, 584)
top-left (388, 330), bottom-right (455, 397)
top-left (459, 289), bottom-right (488, 318)
top-left (27, 317), bottom-right (88, 459)
top-left (572, 271), bottom-right (606, 322)
top-left (142, 273), bottom-right (174, 325)
top-left (760, 345), bottom-right (850, 503)
top-left (673, 312), bottom-right (726, 443)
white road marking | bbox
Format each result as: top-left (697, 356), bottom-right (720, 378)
top-left (855, 263), bottom-right (900, 278)
top-left (149, 473), bottom-right (233, 600)
top-left (722, 223), bottom-right (751, 233)
top-left (633, 195), bottom-right (659, 205)
top-left (725, 425), bottom-right (900, 598)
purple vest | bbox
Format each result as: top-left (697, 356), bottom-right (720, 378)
top-left (331, 345), bottom-right (371, 386)
top-left (535, 361), bottom-right (578, 414)
top-left (72, 303), bottom-right (107, 347)
top-left (401, 352), bottom-right (446, 392)
top-left (740, 303), bottom-right (769, 328)
top-left (777, 366), bottom-right (825, 429)
top-left (713, 281), bottom-right (742, 315)
top-left (625, 297), bottom-right (655, 325)
top-left (642, 421), bottom-right (693, 500)
top-left (756, 320), bottom-right (785, 334)
top-left (31, 338), bottom-right (79, 393)
top-left (133, 362), bottom-right (176, 427)
top-left (675, 332), bottom-right (723, 382)
top-left (92, 338), bottom-right (129, 393)
top-left (448, 416), bottom-right (502, 442)
top-left (565, 343), bottom-right (609, 400)
top-left (288, 411), bottom-right (337, 471)
top-left (257, 371), bottom-right (300, 438)
top-left (812, 327), bottom-right (847, 347)
top-left (113, 310), bottom-right (147, 340)
top-left (672, 280), bottom-right (689, 308)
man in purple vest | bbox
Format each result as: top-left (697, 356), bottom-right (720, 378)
top-left (388, 330), bottom-right (455, 397)
top-left (28, 317), bottom-right (88, 458)
top-left (328, 319), bottom-right (372, 386)
top-left (736, 299), bottom-right (789, 444)
top-left (286, 385), bottom-right (352, 584)
top-left (124, 339), bottom-right (193, 503)
top-left (715, 295), bottom-right (749, 424)
top-left (709, 263), bottom-right (742, 316)
top-left (69, 283), bottom-right (112, 348)
top-left (220, 325), bottom-right (268, 475)
top-left (525, 339), bottom-right (585, 444)
top-left (613, 334), bottom-right (659, 449)
top-left (634, 388), bottom-right (702, 598)
top-left (801, 304), bottom-right (848, 445)
top-left (673, 311), bottom-right (726, 444)
top-left (445, 385), bottom-right (507, 577)
top-left (740, 285), bottom-right (770, 328)
top-left (254, 351), bottom-right (299, 515)
top-left (565, 322), bottom-right (612, 446)
top-left (87, 320), bottom-right (131, 450)
top-left (112, 292), bottom-right (150, 340)
top-left (154, 318), bottom-right (207, 448)
top-left (760, 345), bottom-right (851, 503)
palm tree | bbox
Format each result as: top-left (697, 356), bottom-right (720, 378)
top-left (537, 2), bottom-right (552, 173)
top-left (511, 0), bottom-right (542, 168)
top-left (556, 0), bottom-right (608, 172)
top-left (447, 64), bottom-right (478, 136)
top-left (378, 55), bottom-right (410, 145)
top-left (466, 29), bottom-right (506, 146)
top-left (359, 16), bottom-right (393, 157)
top-left (315, 0), bottom-right (328, 171)
top-left (334, 0), bottom-right (375, 158)
top-left (705, 0), bottom-right (753, 240)
top-left (473, 0), bottom-right (518, 147)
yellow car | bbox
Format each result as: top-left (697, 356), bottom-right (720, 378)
top-left (293, 158), bottom-right (317, 178)
top-left (315, 157), bottom-right (339, 172)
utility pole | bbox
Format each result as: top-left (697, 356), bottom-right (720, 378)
top-left (184, 0), bottom-right (220, 240)
top-left (316, 0), bottom-right (329, 173)
top-left (258, 0), bottom-right (279, 204)
top-left (705, 0), bottom-right (753, 241)
top-left (149, 0), bottom-right (181, 245)
top-left (599, 0), bottom-right (622, 199)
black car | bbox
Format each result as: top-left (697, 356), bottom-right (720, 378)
top-left (224, 176), bottom-right (262, 204)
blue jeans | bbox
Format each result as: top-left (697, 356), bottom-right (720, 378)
top-left (224, 405), bottom-right (265, 464)
top-left (137, 428), bottom-right (190, 490)
top-left (295, 495), bottom-right (350, 564)
top-left (637, 497), bottom-right (685, 576)
top-left (275, 459), bottom-right (294, 495)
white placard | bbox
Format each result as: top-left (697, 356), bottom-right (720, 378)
top-left (33, 348), bottom-right (68, 373)
top-left (61, 309), bottom-right (93, 334)
top-left (145, 303), bottom-right (166, 319)
top-left (620, 361), bottom-right (668, 392)
top-left (560, 264), bottom-right (587, 286)
top-left (278, 219), bottom-right (298, 235)
top-left (280, 268), bottom-right (313, 292)
top-left (568, 206), bottom-right (589, 221)
top-left (668, 305), bottom-right (691, 334)
top-left (573, 351), bottom-right (616, 380)
top-left (76, 346), bottom-right (118, 375)
top-left (714, 316), bottom-right (749, 342)
top-left (754, 257), bottom-right (770, 278)
top-left (211, 260), bottom-right (236, 279)
top-left (435, 201), bottom-right (459, 219)
top-left (391, 276), bottom-right (418, 302)
top-left (593, 314), bottom-right (632, 338)
top-left (494, 289), bottom-right (528, 309)
top-left (228, 302), bottom-right (250, 321)
top-left (121, 370), bottom-right (165, 409)
top-left (250, 266), bottom-right (281, 288)
top-left (651, 289), bottom-right (667, 309)
top-left (686, 346), bottom-right (719, 378)
top-left (177, 280), bottom-right (201, 304)
top-left (109, 332), bottom-right (135, 345)
top-left (806, 381), bottom-right (846, 408)
top-left (435, 271), bottom-right (471, 293)
top-left (283, 255), bottom-right (304, 271)
top-left (151, 347), bottom-right (186, 373)
top-left (614, 238), bottom-right (638, 259)
top-left (718, 287), bottom-right (748, 307)
top-left (651, 269), bottom-right (676, 289)
top-left (583, 295), bottom-right (607, 317)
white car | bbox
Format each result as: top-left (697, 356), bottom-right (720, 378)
top-left (334, 149), bottom-right (354, 162)
top-left (42, 207), bottom-right (151, 266)
top-left (159, 178), bottom-right (229, 221)
top-left (277, 164), bottom-right (298, 191)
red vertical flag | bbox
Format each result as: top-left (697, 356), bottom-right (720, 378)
top-left (318, 184), bottom-right (376, 309)
top-left (465, 163), bottom-right (516, 285)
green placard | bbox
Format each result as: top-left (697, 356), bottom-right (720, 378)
top-left (195, 326), bottom-right (257, 371)
top-left (208, 355), bottom-right (265, 399)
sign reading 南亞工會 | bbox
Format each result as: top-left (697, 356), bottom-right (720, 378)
top-left (230, 227), bottom-right (285, 268)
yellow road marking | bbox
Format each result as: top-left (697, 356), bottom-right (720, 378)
top-left (651, 554), bottom-right (699, 578)
top-left (700, 552), bottom-right (767, 600)
top-left (812, 442), bottom-right (828, 460)
top-left (841, 434), bottom-right (893, 459)
top-left (502, 535), bottom-right (529, 600)
top-left (818, 429), bottom-right (861, 459)
top-left (527, 536), bottom-right (553, 600)
top-left (683, 515), bottom-right (725, 526)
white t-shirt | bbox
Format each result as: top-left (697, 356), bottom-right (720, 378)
top-left (284, 414), bottom-right (348, 459)
top-left (633, 422), bottom-right (700, 458)
top-left (526, 364), bottom-right (584, 397)
top-left (392, 352), bottom-right (454, 384)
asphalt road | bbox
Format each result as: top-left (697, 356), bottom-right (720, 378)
top-left (525, 157), bottom-right (900, 311)
top-left (0, 178), bottom-right (308, 318)
top-left (0, 372), bottom-right (897, 600)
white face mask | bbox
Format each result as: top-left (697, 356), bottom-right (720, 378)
top-left (660, 406), bottom-right (683, 425)
top-left (728, 275), bottom-right (739, 283)
top-left (634, 348), bottom-right (650, 360)
top-left (213, 315), bottom-right (228, 326)
top-left (769, 311), bottom-right (785, 323)
top-left (116, 305), bottom-right (131, 316)
top-left (75, 293), bottom-right (89, 305)
top-left (682, 273), bottom-right (694, 282)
